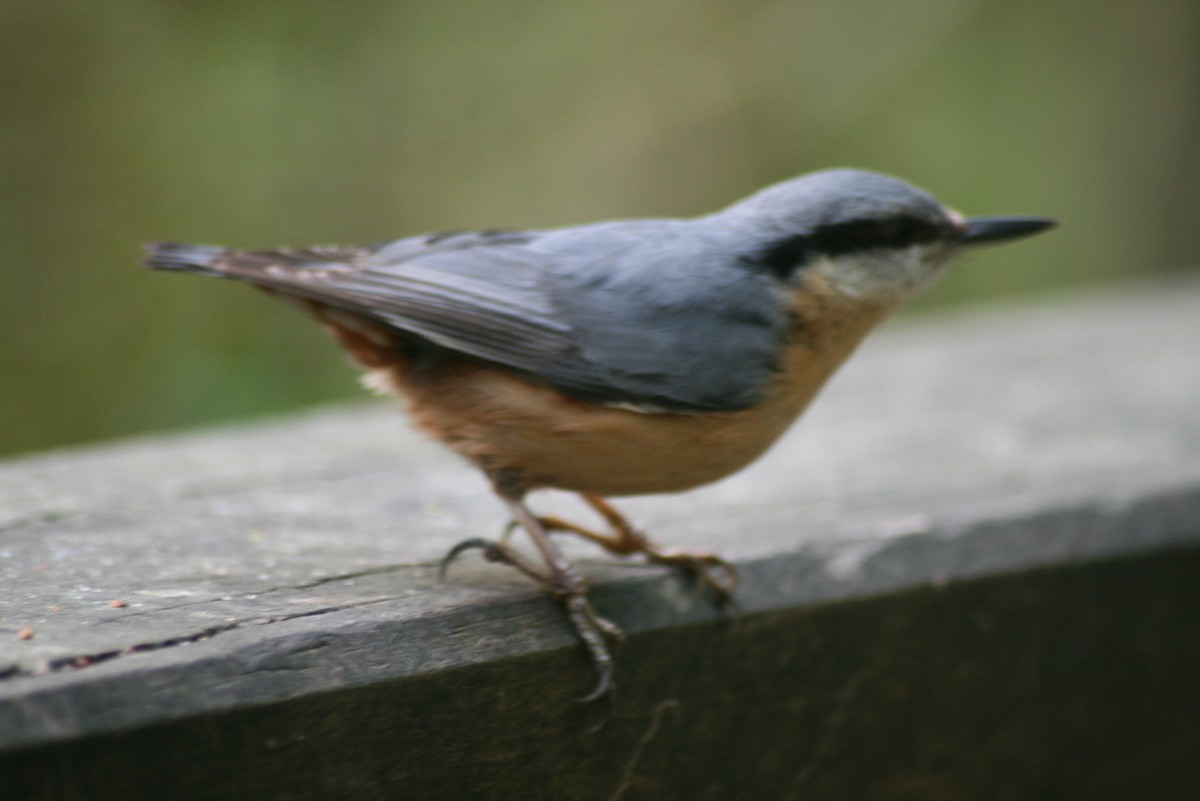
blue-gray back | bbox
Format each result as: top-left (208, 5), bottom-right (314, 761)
top-left (358, 220), bottom-right (789, 411)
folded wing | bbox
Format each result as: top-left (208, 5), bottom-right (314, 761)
top-left (146, 227), bottom-right (783, 412)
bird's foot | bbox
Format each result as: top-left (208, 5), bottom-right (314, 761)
top-left (534, 493), bottom-right (739, 606)
top-left (641, 547), bottom-right (738, 605)
top-left (441, 516), bottom-right (623, 701)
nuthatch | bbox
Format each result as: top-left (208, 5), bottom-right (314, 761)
top-left (145, 168), bottom-right (1055, 699)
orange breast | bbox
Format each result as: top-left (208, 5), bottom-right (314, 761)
top-left (345, 279), bottom-right (894, 497)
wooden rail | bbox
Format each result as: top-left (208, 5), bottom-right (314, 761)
top-left (3, 279), bottom-right (1199, 799)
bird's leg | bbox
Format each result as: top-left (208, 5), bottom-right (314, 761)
top-left (440, 494), bottom-right (622, 701)
top-left (537, 493), bottom-right (739, 604)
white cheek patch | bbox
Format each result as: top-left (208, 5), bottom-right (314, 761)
top-left (807, 246), bottom-right (948, 300)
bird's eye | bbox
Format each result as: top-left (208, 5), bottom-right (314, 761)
top-left (881, 218), bottom-right (917, 245)
top-left (810, 216), bottom-right (938, 256)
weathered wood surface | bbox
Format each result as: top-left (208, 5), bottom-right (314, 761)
top-left (2, 279), bottom-right (1199, 799)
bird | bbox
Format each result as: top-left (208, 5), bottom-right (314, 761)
top-left (144, 168), bottom-right (1055, 699)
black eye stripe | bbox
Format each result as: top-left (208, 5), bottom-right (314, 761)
top-left (810, 217), bottom-right (945, 254)
top-left (749, 216), bottom-right (949, 277)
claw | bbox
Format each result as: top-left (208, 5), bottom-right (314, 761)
top-left (563, 593), bottom-right (626, 702)
top-left (566, 596), bottom-right (614, 702)
top-left (439, 536), bottom-right (554, 587)
top-left (438, 537), bottom-right (505, 580)
top-left (653, 549), bottom-right (739, 604)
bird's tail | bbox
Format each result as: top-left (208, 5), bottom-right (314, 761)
top-left (142, 242), bottom-right (230, 278)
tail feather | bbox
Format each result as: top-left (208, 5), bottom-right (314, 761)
top-left (142, 242), bottom-right (229, 277)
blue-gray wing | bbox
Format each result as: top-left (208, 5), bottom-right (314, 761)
top-left (149, 226), bottom-right (786, 411)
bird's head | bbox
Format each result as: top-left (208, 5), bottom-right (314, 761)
top-left (722, 168), bottom-right (1056, 303)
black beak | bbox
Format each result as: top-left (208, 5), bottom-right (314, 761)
top-left (960, 216), bottom-right (1057, 246)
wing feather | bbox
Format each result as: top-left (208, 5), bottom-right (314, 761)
top-left (151, 225), bottom-right (785, 412)
top-left (208, 234), bottom-right (575, 368)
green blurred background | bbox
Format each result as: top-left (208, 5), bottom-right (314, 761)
top-left (2, 0), bottom-right (1198, 459)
